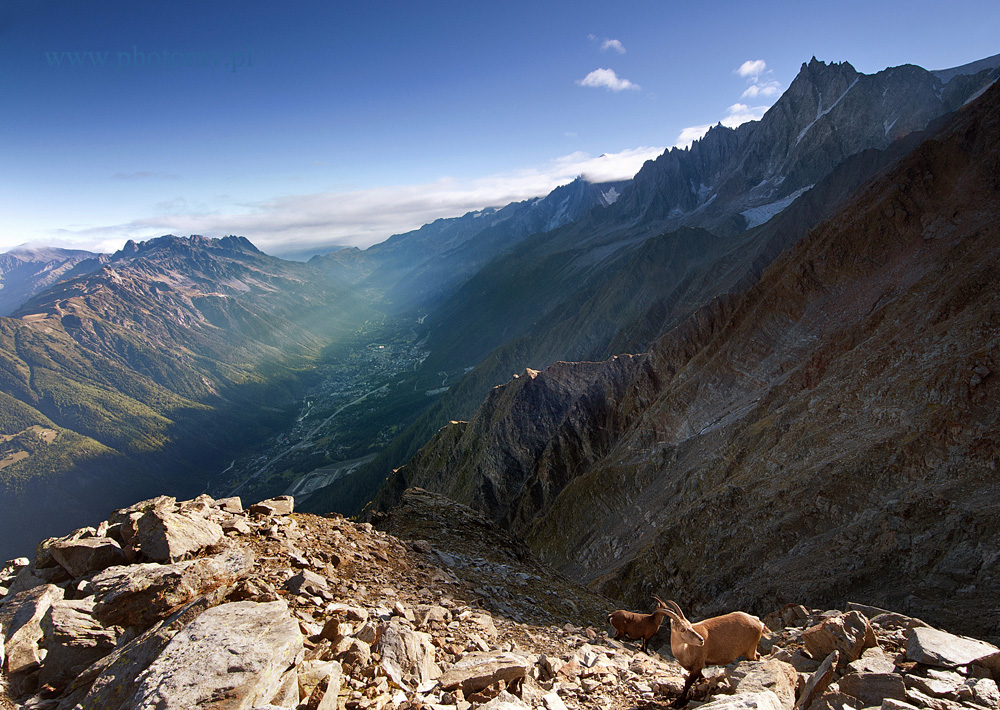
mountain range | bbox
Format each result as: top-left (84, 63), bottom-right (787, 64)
top-left (304, 53), bottom-right (1000, 515)
top-left (1, 48), bottom-right (998, 643)
top-left (371, 71), bottom-right (1000, 635)
top-left (0, 235), bottom-right (363, 557)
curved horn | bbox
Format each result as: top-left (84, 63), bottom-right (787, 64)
top-left (652, 595), bottom-right (669, 609)
top-left (664, 599), bottom-right (687, 621)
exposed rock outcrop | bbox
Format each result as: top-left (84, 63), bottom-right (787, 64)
top-left (3, 492), bottom-right (1000, 710)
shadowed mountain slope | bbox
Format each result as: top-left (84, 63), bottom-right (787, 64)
top-left (313, 57), bottom-right (1000, 515)
top-left (375, 79), bottom-right (1000, 637)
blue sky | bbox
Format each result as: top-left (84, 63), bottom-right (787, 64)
top-left (2, 0), bottom-right (998, 257)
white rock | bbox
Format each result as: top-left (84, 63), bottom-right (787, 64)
top-left (542, 691), bottom-right (569, 710)
top-left (126, 600), bottom-right (303, 709)
top-left (698, 690), bottom-right (785, 710)
top-left (376, 620), bottom-right (441, 689)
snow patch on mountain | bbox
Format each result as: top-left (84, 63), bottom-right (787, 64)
top-left (796, 77), bottom-right (860, 145)
top-left (741, 185), bottom-right (814, 228)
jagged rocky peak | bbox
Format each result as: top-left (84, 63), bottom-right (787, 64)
top-left (2, 491), bottom-right (999, 710)
top-left (613, 53), bottom-right (999, 234)
top-left (111, 234), bottom-right (263, 261)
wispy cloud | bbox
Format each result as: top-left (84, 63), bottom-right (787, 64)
top-left (736, 59), bottom-right (767, 80)
top-left (741, 81), bottom-right (782, 99)
top-left (40, 146), bottom-right (665, 256)
top-left (674, 103), bottom-right (771, 149)
top-left (577, 68), bottom-right (640, 92)
top-left (734, 59), bottom-right (783, 101)
top-left (601, 38), bottom-right (626, 54)
top-left (674, 60), bottom-right (783, 149)
top-left (588, 35), bottom-right (626, 54)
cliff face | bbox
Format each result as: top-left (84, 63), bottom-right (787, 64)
top-left (380, 81), bottom-right (1000, 638)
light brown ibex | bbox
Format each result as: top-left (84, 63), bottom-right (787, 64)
top-left (654, 596), bottom-right (766, 706)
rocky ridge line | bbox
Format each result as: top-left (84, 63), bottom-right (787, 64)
top-left (0, 489), bottom-right (996, 710)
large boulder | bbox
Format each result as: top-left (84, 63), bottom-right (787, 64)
top-left (801, 611), bottom-right (877, 666)
top-left (133, 509), bottom-right (225, 562)
top-left (56, 590), bottom-right (229, 710)
top-left (727, 659), bottom-right (798, 710)
top-left (438, 651), bottom-right (530, 695)
top-left (0, 583), bottom-right (64, 674)
top-left (91, 547), bottom-right (253, 628)
top-left (49, 537), bottom-right (128, 578)
top-left (124, 600), bottom-right (303, 709)
top-left (375, 621), bottom-right (441, 689)
top-left (249, 496), bottom-right (294, 517)
top-left (39, 599), bottom-right (118, 689)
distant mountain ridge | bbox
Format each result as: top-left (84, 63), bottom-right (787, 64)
top-left (0, 234), bottom-right (363, 559)
top-left (0, 247), bottom-right (107, 316)
top-left (311, 177), bottom-right (630, 310)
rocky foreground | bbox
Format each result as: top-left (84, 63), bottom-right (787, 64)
top-left (1, 490), bottom-right (998, 710)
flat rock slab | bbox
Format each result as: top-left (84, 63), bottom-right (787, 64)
top-left (836, 672), bottom-right (907, 706)
top-left (125, 600), bottom-right (303, 710)
top-left (697, 690), bottom-right (784, 710)
top-left (438, 651), bottom-right (529, 695)
top-left (249, 496), bottom-right (295, 516)
top-left (57, 589), bottom-right (229, 710)
top-left (134, 509), bottom-right (224, 562)
top-left (727, 659), bottom-right (798, 709)
top-left (845, 646), bottom-right (896, 675)
top-left (49, 537), bottom-right (127, 578)
top-left (91, 547), bottom-right (253, 629)
top-left (906, 626), bottom-right (1000, 668)
top-left (0, 583), bottom-right (64, 674)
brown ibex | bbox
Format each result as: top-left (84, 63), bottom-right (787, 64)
top-left (654, 596), bottom-right (766, 706)
top-left (607, 600), bottom-right (671, 654)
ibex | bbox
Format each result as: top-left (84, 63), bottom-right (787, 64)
top-left (607, 601), bottom-right (671, 654)
top-left (654, 596), bottom-right (766, 706)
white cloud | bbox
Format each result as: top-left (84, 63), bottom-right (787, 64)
top-left (673, 61), bottom-right (782, 149)
top-left (601, 39), bottom-right (626, 54)
top-left (741, 80), bottom-right (782, 99)
top-left (674, 103), bottom-right (770, 149)
top-left (736, 59), bottom-right (767, 80)
top-left (33, 146), bottom-right (665, 256)
top-left (577, 68), bottom-right (640, 92)
top-left (735, 59), bottom-right (783, 102)
top-left (675, 124), bottom-right (714, 149)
